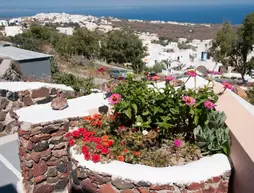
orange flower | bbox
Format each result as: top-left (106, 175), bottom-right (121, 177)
top-left (117, 155), bottom-right (125, 162)
top-left (101, 135), bottom-right (109, 142)
top-left (108, 139), bottom-right (114, 146)
top-left (123, 149), bottom-right (128, 153)
top-left (102, 142), bottom-right (109, 147)
top-left (84, 116), bottom-right (92, 121)
top-left (133, 151), bottom-right (140, 156)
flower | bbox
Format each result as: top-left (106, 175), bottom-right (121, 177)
top-left (142, 130), bottom-right (148, 136)
top-left (72, 130), bottom-right (80, 138)
top-left (101, 147), bottom-right (110, 155)
top-left (133, 151), bottom-right (140, 156)
top-left (84, 153), bottom-right (90, 161)
top-left (108, 139), bottom-right (114, 147)
top-left (93, 113), bottom-right (101, 120)
top-left (187, 69), bottom-right (197, 77)
top-left (117, 155), bottom-right (125, 162)
top-left (78, 128), bottom-right (86, 133)
top-left (96, 144), bottom-right (103, 150)
top-left (152, 75), bottom-right (160, 81)
top-left (82, 146), bottom-right (89, 154)
top-left (101, 135), bottom-right (109, 142)
top-left (84, 115), bottom-right (92, 121)
top-left (68, 139), bottom-right (75, 146)
top-left (204, 100), bottom-right (215, 109)
top-left (92, 154), bottom-right (101, 163)
top-left (108, 94), bottom-right (122, 105)
top-left (65, 132), bottom-right (71, 138)
top-left (222, 82), bottom-right (233, 90)
top-left (123, 149), bottom-right (128, 153)
top-left (119, 126), bottom-right (126, 131)
top-left (182, 96), bottom-right (196, 106)
top-left (174, 139), bottom-right (182, 147)
top-left (102, 142), bottom-right (109, 147)
top-left (95, 120), bottom-right (102, 127)
top-left (93, 137), bottom-right (101, 144)
top-left (97, 67), bottom-right (107, 73)
top-left (164, 76), bottom-right (175, 82)
top-left (121, 141), bottom-right (125, 145)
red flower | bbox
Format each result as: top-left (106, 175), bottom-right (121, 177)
top-left (92, 154), bottom-right (101, 163)
top-left (101, 147), bottom-right (110, 155)
top-left (96, 144), bottom-right (103, 150)
top-left (133, 151), bottom-right (140, 156)
top-left (68, 139), bottom-right (75, 146)
top-left (117, 155), bottom-right (125, 162)
top-left (121, 141), bottom-right (125, 145)
top-left (84, 116), bottom-right (92, 121)
top-left (91, 121), bottom-right (97, 126)
top-left (93, 113), bottom-right (101, 120)
top-left (97, 67), bottom-right (107, 73)
top-left (108, 140), bottom-right (114, 147)
top-left (96, 120), bottom-right (102, 127)
top-left (65, 132), bottom-right (71, 138)
top-left (123, 149), bottom-right (128, 153)
top-left (84, 153), bottom-right (90, 161)
top-left (93, 137), bottom-right (101, 144)
top-left (83, 137), bottom-right (90, 142)
top-left (78, 128), bottom-right (86, 133)
top-left (72, 130), bottom-right (80, 138)
top-left (82, 146), bottom-right (89, 154)
top-left (110, 115), bottom-right (115, 121)
top-left (119, 126), bottom-right (126, 131)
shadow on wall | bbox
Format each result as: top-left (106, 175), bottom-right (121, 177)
top-left (0, 184), bottom-right (18, 193)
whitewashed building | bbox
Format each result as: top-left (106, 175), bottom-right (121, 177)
top-left (56, 27), bottom-right (74, 35)
top-left (4, 26), bottom-right (23, 37)
top-left (0, 20), bottom-right (8, 27)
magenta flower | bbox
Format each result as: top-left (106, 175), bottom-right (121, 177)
top-left (164, 76), bottom-right (175, 82)
top-left (182, 96), bottom-right (196, 106)
top-left (204, 100), bottom-right (215, 109)
top-left (108, 94), bottom-right (122, 105)
top-left (222, 82), bottom-right (233, 90)
top-left (174, 139), bottom-right (182, 147)
top-left (97, 67), bottom-right (107, 73)
top-left (187, 69), bottom-right (197, 77)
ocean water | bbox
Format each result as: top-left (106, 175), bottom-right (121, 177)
top-left (0, 4), bottom-right (254, 24)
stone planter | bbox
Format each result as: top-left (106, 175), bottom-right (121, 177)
top-left (69, 147), bottom-right (231, 193)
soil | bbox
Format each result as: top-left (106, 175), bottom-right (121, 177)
top-left (112, 20), bottom-right (240, 40)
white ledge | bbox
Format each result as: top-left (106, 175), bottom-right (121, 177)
top-left (71, 147), bottom-right (231, 184)
top-left (0, 82), bottom-right (74, 92)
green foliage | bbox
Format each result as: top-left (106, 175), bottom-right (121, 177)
top-left (194, 111), bottom-right (230, 155)
top-left (144, 62), bottom-right (166, 73)
top-left (10, 34), bottom-right (41, 52)
top-left (247, 85), bottom-right (254, 105)
top-left (112, 75), bottom-right (218, 136)
top-left (100, 29), bottom-right (147, 73)
top-left (52, 73), bottom-right (95, 94)
top-left (177, 42), bottom-right (191, 50)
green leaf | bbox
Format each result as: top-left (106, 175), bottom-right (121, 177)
top-left (123, 108), bottom-right (132, 119)
top-left (194, 115), bottom-right (199, 125)
top-left (131, 103), bottom-right (138, 114)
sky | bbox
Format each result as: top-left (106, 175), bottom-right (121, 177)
top-left (1, 0), bottom-right (254, 8)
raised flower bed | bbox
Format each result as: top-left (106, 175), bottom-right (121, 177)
top-left (67, 70), bottom-right (232, 193)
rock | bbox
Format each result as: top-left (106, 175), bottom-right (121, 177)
top-left (58, 173), bottom-right (69, 179)
top-left (0, 90), bottom-right (7, 97)
top-left (121, 190), bottom-right (139, 193)
top-left (22, 159), bottom-right (33, 168)
top-left (31, 134), bottom-right (51, 143)
top-left (76, 168), bottom-right (87, 179)
top-left (71, 169), bottom-right (81, 185)
top-left (31, 87), bottom-right (50, 98)
top-left (0, 111), bottom-right (7, 121)
top-left (0, 123), bottom-right (4, 133)
top-left (22, 95), bottom-right (34, 106)
top-left (0, 97), bottom-right (9, 109)
top-left (52, 142), bottom-right (65, 150)
top-left (136, 181), bottom-right (150, 187)
top-left (81, 178), bottom-right (97, 193)
top-left (34, 175), bottom-right (46, 184)
top-left (34, 184), bottom-right (54, 193)
top-left (46, 157), bottom-right (61, 166)
top-left (36, 96), bottom-right (54, 105)
top-left (56, 163), bottom-right (68, 173)
top-left (54, 178), bottom-right (69, 191)
top-left (186, 182), bottom-right (204, 190)
top-left (47, 177), bottom-right (59, 184)
top-left (92, 174), bottom-right (111, 184)
top-left (51, 92), bottom-right (68, 110)
top-left (137, 188), bottom-right (149, 193)
top-left (32, 161), bottom-right (48, 177)
top-left (47, 167), bottom-right (58, 177)
top-left (98, 105), bottom-right (109, 114)
top-left (6, 91), bottom-right (19, 101)
top-left (33, 141), bottom-right (49, 152)
top-left (50, 88), bottom-right (57, 95)
top-left (49, 136), bottom-right (63, 144)
top-left (233, 85), bottom-right (248, 100)
top-left (52, 149), bottom-right (67, 158)
top-left (112, 178), bottom-right (134, 190)
top-left (41, 125), bottom-right (60, 134)
top-left (99, 184), bottom-right (117, 193)
top-left (31, 149), bottom-right (51, 163)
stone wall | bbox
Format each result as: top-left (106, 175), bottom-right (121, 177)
top-left (0, 87), bottom-right (75, 136)
top-left (18, 117), bottom-right (83, 193)
top-left (18, 117), bottom-right (231, 193)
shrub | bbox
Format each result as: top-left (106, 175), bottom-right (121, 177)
top-left (247, 85), bottom-right (254, 105)
top-left (177, 42), bottom-right (192, 50)
top-left (144, 62), bottom-right (166, 73)
top-left (52, 72), bottom-right (94, 95)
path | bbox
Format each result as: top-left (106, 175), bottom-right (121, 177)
top-left (0, 134), bottom-right (20, 193)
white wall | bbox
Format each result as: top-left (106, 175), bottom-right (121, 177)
top-left (5, 26), bottom-right (23, 37)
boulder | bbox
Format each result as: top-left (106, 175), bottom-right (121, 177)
top-left (51, 92), bottom-right (68, 110)
top-left (0, 59), bottom-right (22, 81)
top-left (233, 85), bottom-right (248, 100)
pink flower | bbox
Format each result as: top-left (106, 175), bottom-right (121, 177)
top-left (174, 139), bottom-right (182, 147)
top-left (164, 76), bottom-right (175, 82)
top-left (152, 75), bottom-right (160, 81)
top-left (108, 94), bottom-right (122, 105)
top-left (97, 67), bottom-right (107, 73)
top-left (204, 100), bottom-right (215, 109)
top-left (182, 96), bottom-right (196, 106)
top-left (187, 69), bottom-right (197, 77)
top-left (222, 82), bottom-right (233, 90)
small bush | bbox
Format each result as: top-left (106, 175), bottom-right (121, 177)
top-left (247, 86), bottom-right (254, 105)
top-left (144, 62), bottom-right (166, 73)
top-left (177, 42), bottom-right (192, 50)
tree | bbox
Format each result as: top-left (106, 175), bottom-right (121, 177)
top-left (209, 12), bottom-right (254, 83)
top-left (100, 29), bottom-right (147, 73)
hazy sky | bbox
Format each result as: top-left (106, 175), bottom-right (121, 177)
top-left (1, 0), bottom-right (254, 8)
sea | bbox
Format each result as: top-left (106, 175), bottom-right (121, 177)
top-left (0, 4), bottom-right (254, 24)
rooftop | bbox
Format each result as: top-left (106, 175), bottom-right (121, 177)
top-left (0, 46), bottom-right (52, 61)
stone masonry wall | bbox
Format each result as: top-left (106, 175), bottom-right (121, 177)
top-left (0, 87), bottom-right (75, 136)
top-left (18, 117), bottom-right (83, 193)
